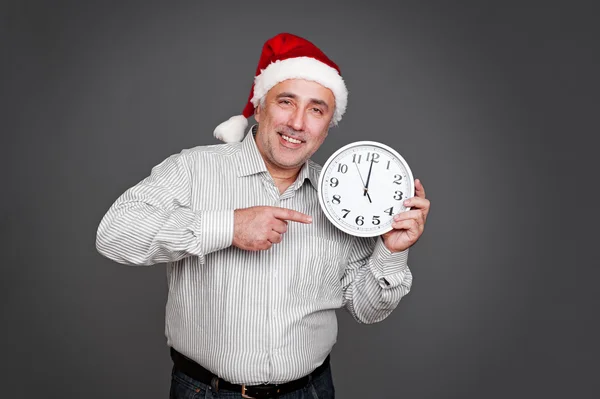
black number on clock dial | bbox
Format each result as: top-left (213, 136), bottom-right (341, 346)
top-left (394, 174), bottom-right (402, 184)
top-left (366, 152), bottom-right (380, 163)
top-left (343, 213), bottom-right (383, 226)
top-left (329, 177), bottom-right (339, 187)
top-left (393, 191), bottom-right (403, 200)
top-left (332, 195), bottom-right (341, 204)
top-left (337, 164), bottom-right (348, 173)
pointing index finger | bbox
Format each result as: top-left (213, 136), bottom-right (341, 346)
top-left (273, 207), bottom-right (313, 224)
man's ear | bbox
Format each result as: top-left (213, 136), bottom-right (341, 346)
top-left (254, 105), bottom-right (261, 123)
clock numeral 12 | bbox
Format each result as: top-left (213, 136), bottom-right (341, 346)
top-left (366, 152), bottom-right (380, 163)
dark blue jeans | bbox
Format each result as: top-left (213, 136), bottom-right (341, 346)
top-left (169, 363), bottom-right (335, 399)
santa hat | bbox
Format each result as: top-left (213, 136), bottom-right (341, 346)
top-left (213, 32), bottom-right (348, 143)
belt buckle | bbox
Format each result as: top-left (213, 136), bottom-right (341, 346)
top-left (241, 384), bottom-right (256, 399)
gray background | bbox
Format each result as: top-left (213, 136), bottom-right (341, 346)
top-left (2, 1), bottom-right (598, 398)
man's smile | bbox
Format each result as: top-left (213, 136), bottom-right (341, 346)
top-left (278, 132), bottom-right (305, 148)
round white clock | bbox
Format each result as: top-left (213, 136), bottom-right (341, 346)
top-left (317, 141), bottom-right (415, 237)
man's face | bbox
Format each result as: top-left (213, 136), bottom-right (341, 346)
top-left (254, 79), bottom-right (335, 174)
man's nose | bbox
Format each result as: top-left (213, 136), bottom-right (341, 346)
top-left (288, 108), bottom-right (305, 131)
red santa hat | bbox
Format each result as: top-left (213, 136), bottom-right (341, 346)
top-left (213, 32), bottom-right (348, 143)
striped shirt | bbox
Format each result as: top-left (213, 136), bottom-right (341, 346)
top-left (96, 125), bottom-right (412, 385)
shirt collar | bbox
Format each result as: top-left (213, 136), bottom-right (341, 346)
top-left (235, 125), bottom-right (319, 191)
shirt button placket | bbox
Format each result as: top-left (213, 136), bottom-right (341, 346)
top-left (271, 197), bottom-right (279, 362)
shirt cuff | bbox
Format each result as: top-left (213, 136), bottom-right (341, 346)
top-left (198, 209), bottom-right (235, 256)
top-left (368, 237), bottom-right (410, 288)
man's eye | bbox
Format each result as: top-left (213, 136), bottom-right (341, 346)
top-left (280, 100), bottom-right (291, 105)
top-left (312, 108), bottom-right (323, 114)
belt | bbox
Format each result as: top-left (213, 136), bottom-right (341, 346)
top-left (170, 347), bottom-right (330, 398)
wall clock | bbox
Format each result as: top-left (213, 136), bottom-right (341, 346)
top-left (317, 141), bottom-right (415, 237)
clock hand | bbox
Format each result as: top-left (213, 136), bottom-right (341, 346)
top-left (354, 162), bottom-right (367, 191)
top-left (364, 157), bottom-right (374, 196)
top-left (354, 163), bottom-right (372, 202)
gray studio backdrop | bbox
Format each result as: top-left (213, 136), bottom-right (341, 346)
top-left (3, 1), bottom-right (598, 398)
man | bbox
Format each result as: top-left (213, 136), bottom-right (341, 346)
top-left (96, 32), bottom-right (430, 398)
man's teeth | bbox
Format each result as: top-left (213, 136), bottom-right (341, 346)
top-left (281, 134), bottom-right (301, 144)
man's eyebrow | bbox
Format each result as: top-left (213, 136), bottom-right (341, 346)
top-left (309, 98), bottom-right (330, 111)
top-left (276, 92), bottom-right (297, 99)
top-left (276, 92), bottom-right (330, 111)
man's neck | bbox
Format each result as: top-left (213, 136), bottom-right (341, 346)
top-left (266, 164), bottom-right (301, 194)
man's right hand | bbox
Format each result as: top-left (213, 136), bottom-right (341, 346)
top-left (233, 206), bottom-right (313, 251)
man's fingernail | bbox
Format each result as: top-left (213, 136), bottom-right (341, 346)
top-left (404, 200), bottom-right (410, 206)
top-left (307, 216), bottom-right (313, 222)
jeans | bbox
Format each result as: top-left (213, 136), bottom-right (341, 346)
top-left (169, 363), bottom-right (335, 399)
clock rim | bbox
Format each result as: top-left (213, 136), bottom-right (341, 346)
top-left (317, 140), bottom-right (415, 238)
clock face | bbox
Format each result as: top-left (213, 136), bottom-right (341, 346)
top-left (317, 141), bottom-right (415, 237)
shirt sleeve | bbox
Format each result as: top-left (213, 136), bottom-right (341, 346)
top-left (341, 235), bottom-right (413, 324)
top-left (95, 151), bottom-right (234, 266)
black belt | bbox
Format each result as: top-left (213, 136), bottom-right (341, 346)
top-left (170, 347), bottom-right (330, 398)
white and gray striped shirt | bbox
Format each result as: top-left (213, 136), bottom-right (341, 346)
top-left (96, 126), bottom-right (412, 385)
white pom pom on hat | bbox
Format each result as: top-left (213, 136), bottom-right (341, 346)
top-left (213, 32), bottom-right (348, 143)
top-left (213, 115), bottom-right (248, 143)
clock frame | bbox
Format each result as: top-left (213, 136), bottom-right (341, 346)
top-left (317, 141), bottom-right (415, 237)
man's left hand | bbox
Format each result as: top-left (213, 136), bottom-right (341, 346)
top-left (381, 178), bottom-right (430, 253)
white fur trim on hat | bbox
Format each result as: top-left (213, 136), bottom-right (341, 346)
top-left (213, 114), bottom-right (248, 143)
top-left (250, 56), bottom-right (348, 125)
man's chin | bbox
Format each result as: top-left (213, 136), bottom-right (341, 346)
top-left (273, 158), bottom-right (306, 170)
